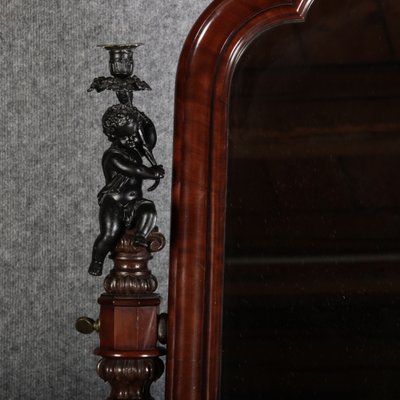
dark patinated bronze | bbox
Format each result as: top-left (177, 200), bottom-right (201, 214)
top-left (88, 44), bottom-right (151, 93)
top-left (87, 45), bottom-right (164, 277)
top-left (157, 313), bottom-right (168, 345)
top-left (75, 317), bottom-right (100, 334)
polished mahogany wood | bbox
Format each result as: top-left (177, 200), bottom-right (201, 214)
top-left (96, 229), bottom-right (166, 399)
top-left (167, 1), bottom-right (316, 399)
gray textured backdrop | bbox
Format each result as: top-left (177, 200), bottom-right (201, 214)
top-left (0, 0), bottom-right (210, 398)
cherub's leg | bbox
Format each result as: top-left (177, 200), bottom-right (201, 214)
top-left (88, 196), bottom-right (124, 276)
top-left (134, 202), bottom-right (157, 247)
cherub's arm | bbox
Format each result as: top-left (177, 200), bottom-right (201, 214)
top-left (141, 117), bottom-right (157, 150)
top-left (104, 152), bottom-right (164, 180)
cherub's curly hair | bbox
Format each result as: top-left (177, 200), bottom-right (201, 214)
top-left (102, 104), bottom-right (136, 141)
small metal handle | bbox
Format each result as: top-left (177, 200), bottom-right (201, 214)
top-left (75, 317), bottom-right (100, 334)
top-left (158, 313), bottom-right (168, 345)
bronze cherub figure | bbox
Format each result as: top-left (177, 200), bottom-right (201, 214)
top-left (88, 103), bottom-right (164, 276)
top-left (88, 45), bottom-right (164, 276)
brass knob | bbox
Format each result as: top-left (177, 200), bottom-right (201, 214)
top-left (75, 317), bottom-right (100, 334)
top-left (158, 313), bottom-right (168, 345)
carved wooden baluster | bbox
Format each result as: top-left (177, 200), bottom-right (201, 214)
top-left (95, 229), bottom-right (166, 400)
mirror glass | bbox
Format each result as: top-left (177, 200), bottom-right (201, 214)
top-left (222, 0), bottom-right (400, 398)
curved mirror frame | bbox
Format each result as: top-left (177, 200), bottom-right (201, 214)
top-left (167, 1), bottom-right (317, 399)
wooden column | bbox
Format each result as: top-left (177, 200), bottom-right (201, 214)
top-left (95, 228), bottom-right (166, 400)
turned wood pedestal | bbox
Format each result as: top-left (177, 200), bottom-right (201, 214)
top-left (95, 228), bottom-right (166, 400)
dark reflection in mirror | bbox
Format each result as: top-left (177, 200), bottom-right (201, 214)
top-left (222, 0), bottom-right (400, 399)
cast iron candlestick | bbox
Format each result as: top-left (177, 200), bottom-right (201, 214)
top-left (76, 44), bottom-right (167, 400)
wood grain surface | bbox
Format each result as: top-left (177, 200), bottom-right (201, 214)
top-left (167, 1), bottom-right (316, 399)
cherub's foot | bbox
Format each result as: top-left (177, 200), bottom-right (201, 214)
top-left (133, 234), bottom-right (148, 248)
top-left (88, 259), bottom-right (103, 276)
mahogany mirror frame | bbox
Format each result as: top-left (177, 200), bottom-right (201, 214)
top-left (166, 1), bottom-right (316, 399)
